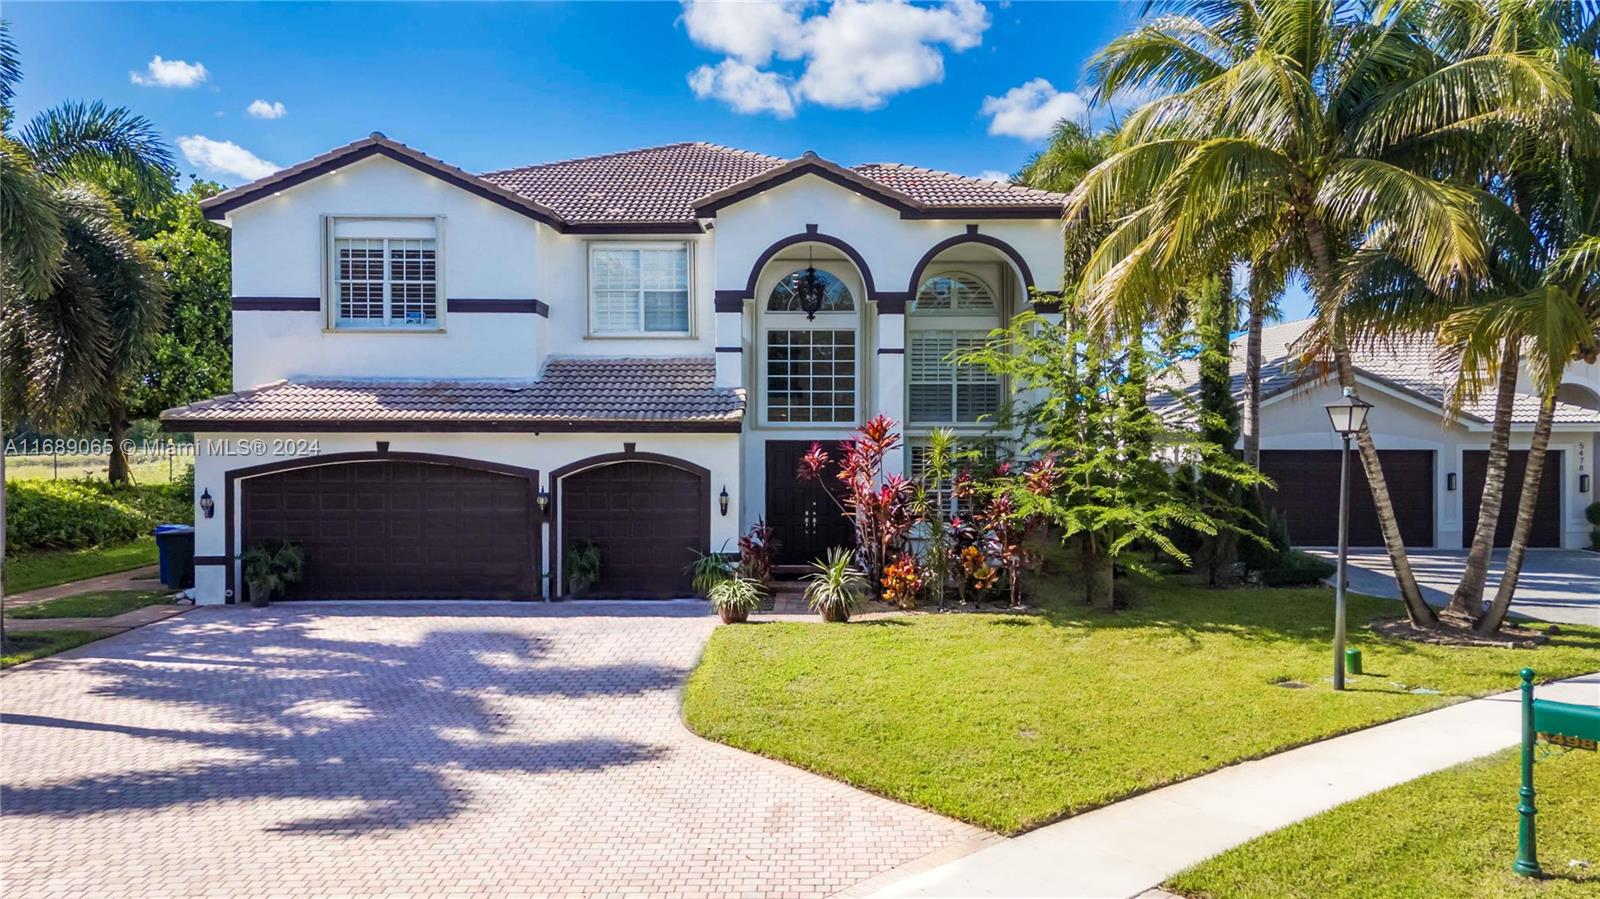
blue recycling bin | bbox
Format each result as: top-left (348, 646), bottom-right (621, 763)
top-left (152, 524), bottom-right (196, 589)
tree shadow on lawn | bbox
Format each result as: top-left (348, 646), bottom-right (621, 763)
top-left (0, 605), bottom-right (691, 835)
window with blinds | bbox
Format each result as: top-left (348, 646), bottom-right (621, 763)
top-left (589, 244), bottom-right (691, 335)
top-left (909, 331), bottom-right (1000, 423)
top-left (766, 329), bottom-right (856, 423)
top-left (326, 216), bottom-right (442, 330)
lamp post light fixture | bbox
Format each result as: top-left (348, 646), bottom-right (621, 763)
top-left (1324, 388), bottom-right (1372, 691)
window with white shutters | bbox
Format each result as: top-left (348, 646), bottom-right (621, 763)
top-left (326, 216), bottom-right (443, 329)
top-left (589, 244), bottom-right (691, 335)
top-left (908, 269), bottom-right (1003, 425)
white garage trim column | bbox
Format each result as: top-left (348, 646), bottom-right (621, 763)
top-left (876, 303), bottom-right (907, 478)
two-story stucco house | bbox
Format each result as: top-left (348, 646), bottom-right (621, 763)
top-left (162, 133), bottom-right (1066, 604)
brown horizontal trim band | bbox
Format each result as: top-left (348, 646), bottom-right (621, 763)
top-left (877, 347), bottom-right (906, 355)
top-left (564, 222), bottom-right (704, 235)
top-left (194, 555), bottom-right (228, 565)
top-left (900, 206), bottom-right (1063, 220)
top-left (233, 296), bottom-right (320, 311)
top-left (448, 298), bottom-right (550, 316)
top-left (875, 294), bottom-right (908, 314)
top-left (715, 346), bottom-right (742, 353)
top-left (165, 418), bottom-right (743, 434)
top-left (713, 293), bottom-right (746, 313)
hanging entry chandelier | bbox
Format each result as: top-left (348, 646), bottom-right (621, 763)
top-left (789, 247), bottom-right (826, 320)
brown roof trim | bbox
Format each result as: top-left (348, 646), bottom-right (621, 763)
top-left (899, 206), bottom-right (1064, 220)
top-left (200, 133), bottom-right (567, 229)
top-left (694, 152), bottom-right (924, 217)
top-left (563, 221), bottom-right (705, 235)
top-left (164, 418), bottom-right (743, 434)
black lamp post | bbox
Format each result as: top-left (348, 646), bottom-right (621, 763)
top-left (1324, 388), bottom-right (1372, 691)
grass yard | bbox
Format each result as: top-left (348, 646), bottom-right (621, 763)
top-left (1, 629), bottom-right (119, 668)
top-left (4, 538), bottom-right (158, 594)
top-left (683, 574), bottom-right (1600, 833)
top-left (7, 589), bottom-right (172, 619)
top-left (1167, 746), bottom-right (1600, 898)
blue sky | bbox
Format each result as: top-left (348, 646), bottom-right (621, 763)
top-left (6, 0), bottom-right (1310, 319)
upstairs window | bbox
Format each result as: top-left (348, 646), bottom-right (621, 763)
top-left (589, 243), bottom-right (692, 336)
top-left (325, 216), bottom-right (443, 330)
top-left (768, 268), bottom-right (855, 313)
top-left (913, 272), bottom-right (997, 313)
top-left (909, 270), bottom-right (1002, 424)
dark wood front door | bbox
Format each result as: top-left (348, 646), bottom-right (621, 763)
top-left (1462, 450), bottom-right (1562, 547)
top-left (241, 460), bottom-right (539, 600)
top-left (560, 460), bottom-right (707, 597)
top-left (765, 440), bottom-right (854, 566)
top-left (1259, 449), bottom-right (1435, 547)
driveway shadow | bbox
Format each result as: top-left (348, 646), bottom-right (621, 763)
top-left (1, 605), bottom-right (690, 835)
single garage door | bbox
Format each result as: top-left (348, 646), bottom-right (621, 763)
top-left (1462, 450), bottom-right (1562, 547)
top-left (241, 459), bottom-right (539, 600)
top-left (560, 460), bottom-right (707, 597)
top-left (1260, 450), bottom-right (1434, 547)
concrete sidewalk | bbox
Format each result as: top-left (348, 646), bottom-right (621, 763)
top-left (872, 671), bottom-right (1600, 898)
top-left (4, 603), bottom-right (188, 633)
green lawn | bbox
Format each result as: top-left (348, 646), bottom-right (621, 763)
top-left (1167, 747), bottom-right (1600, 898)
top-left (4, 452), bottom-right (192, 485)
top-left (683, 574), bottom-right (1600, 833)
top-left (4, 538), bottom-right (158, 594)
top-left (1, 629), bottom-right (119, 668)
top-left (7, 589), bottom-right (172, 619)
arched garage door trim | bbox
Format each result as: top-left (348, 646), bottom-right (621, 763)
top-left (548, 451), bottom-right (710, 597)
top-left (224, 451), bottom-right (542, 601)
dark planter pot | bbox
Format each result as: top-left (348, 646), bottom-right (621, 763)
top-left (718, 605), bottom-right (750, 625)
top-left (820, 605), bottom-right (851, 623)
top-left (247, 583), bottom-right (271, 608)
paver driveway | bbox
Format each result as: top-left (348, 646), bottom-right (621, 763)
top-left (1, 602), bottom-right (982, 898)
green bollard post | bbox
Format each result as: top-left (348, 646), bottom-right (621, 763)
top-left (1345, 648), bottom-right (1362, 675)
top-left (1513, 667), bottom-right (1542, 878)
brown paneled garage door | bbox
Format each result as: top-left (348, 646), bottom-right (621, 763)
top-left (559, 459), bottom-right (707, 598)
top-left (241, 459), bottom-right (539, 600)
top-left (1462, 450), bottom-right (1562, 547)
top-left (1260, 450), bottom-right (1434, 547)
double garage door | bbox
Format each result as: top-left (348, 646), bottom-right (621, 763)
top-left (1259, 449), bottom-right (1562, 548)
top-left (240, 455), bottom-right (708, 601)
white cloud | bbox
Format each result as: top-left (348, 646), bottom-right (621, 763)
top-left (177, 136), bottom-right (278, 181)
top-left (976, 170), bottom-right (1013, 184)
top-left (680, 0), bottom-right (989, 116)
top-left (247, 99), bottom-right (287, 119)
top-left (981, 78), bottom-right (1088, 140)
top-left (129, 55), bottom-right (208, 88)
top-left (688, 60), bottom-right (797, 118)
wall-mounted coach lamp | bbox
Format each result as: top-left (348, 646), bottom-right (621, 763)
top-left (1581, 474), bottom-right (1591, 494)
top-left (719, 486), bottom-right (730, 517)
top-left (199, 488), bottom-right (215, 519)
top-left (1446, 473), bottom-right (1457, 492)
top-left (536, 488), bottom-right (551, 514)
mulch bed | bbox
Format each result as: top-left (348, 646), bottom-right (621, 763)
top-left (1369, 615), bottom-right (1550, 648)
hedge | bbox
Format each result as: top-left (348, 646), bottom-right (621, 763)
top-left (5, 479), bottom-right (193, 554)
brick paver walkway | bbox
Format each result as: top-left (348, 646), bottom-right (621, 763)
top-left (1, 601), bottom-right (982, 898)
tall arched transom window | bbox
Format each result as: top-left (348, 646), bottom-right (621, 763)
top-left (908, 269), bottom-right (1002, 424)
top-left (763, 266), bottom-right (859, 423)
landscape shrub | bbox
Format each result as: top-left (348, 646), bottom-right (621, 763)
top-left (4, 478), bottom-right (195, 553)
top-left (1256, 550), bottom-right (1337, 587)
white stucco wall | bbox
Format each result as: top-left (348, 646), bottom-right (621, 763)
top-left (189, 432), bottom-right (741, 605)
top-left (226, 155), bottom-right (544, 387)
top-left (1259, 379), bottom-right (1594, 548)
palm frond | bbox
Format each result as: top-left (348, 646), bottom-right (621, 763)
top-left (19, 100), bottom-right (177, 205)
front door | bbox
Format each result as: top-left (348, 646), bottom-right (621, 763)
top-left (765, 440), bottom-right (854, 566)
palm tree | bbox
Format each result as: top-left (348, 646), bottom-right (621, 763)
top-left (1066, 0), bottom-right (1572, 627)
top-left (0, 23), bottom-right (175, 484)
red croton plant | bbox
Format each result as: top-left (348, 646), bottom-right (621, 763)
top-left (796, 415), bottom-right (916, 603)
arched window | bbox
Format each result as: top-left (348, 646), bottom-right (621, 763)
top-left (768, 268), bottom-right (855, 313)
top-left (913, 272), bottom-right (996, 313)
top-left (908, 269), bottom-right (1003, 424)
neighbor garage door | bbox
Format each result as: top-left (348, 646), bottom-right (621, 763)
top-left (559, 459), bottom-right (706, 597)
top-left (241, 459), bottom-right (539, 600)
top-left (1462, 450), bottom-right (1562, 547)
top-left (1260, 450), bottom-right (1434, 547)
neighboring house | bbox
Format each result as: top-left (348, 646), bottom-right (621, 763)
top-left (1160, 319), bottom-right (1600, 550)
top-left (163, 133), bottom-right (1065, 603)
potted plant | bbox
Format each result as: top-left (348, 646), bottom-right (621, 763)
top-left (804, 548), bottom-right (866, 623)
top-left (566, 540), bottom-right (602, 597)
top-left (688, 548), bottom-right (737, 596)
top-left (241, 541), bottom-right (305, 608)
top-left (707, 574), bottom-right (764, 624)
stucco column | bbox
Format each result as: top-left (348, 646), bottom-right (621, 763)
top-left (875, 306), bottom-right (906, 478)
top-left (714, 304), bottom-right (744, 389)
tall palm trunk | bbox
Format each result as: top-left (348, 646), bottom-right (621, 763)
top-left (106, 397), bottom-right (132, 485)
top-left (1242, 273), bottom-right (1268, 469)
top-left (1475, 392), bottom-right (1556, 634)
top-left (1307, 217), bottom-right (1437, 626)
top-left (1449, 340), bottom-right (1520, 616)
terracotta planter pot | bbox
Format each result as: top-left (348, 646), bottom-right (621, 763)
top-left (718, 605), bottom-right (750, 625)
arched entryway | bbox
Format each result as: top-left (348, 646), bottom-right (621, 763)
top-left (551, 453), bottom-right (710, 598)
top-left (237, 453), bottom-right (541, 600)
